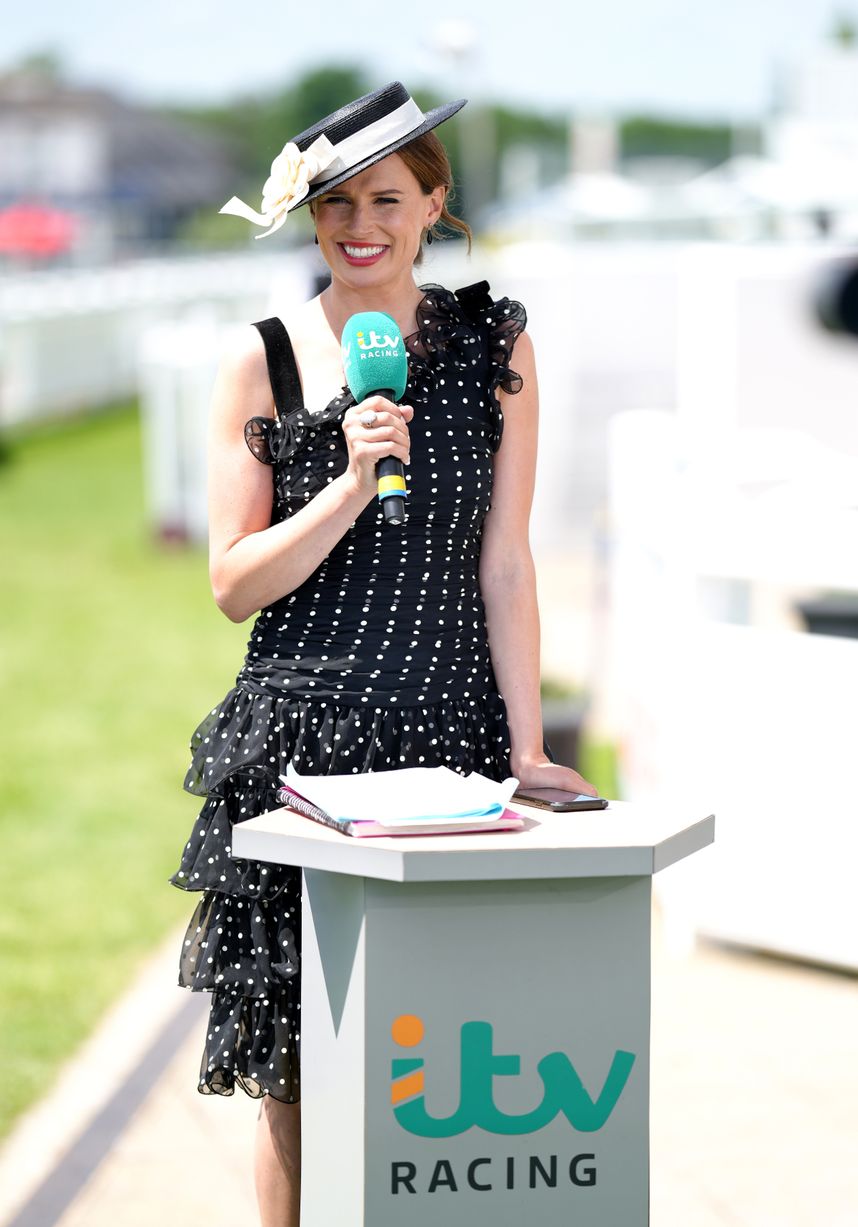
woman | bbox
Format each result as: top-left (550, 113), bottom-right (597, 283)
top-left (170, 81), bottom-right (596, 1226)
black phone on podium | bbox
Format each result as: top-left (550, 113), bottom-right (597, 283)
top-left (512, 788), bottom-right (609, 812)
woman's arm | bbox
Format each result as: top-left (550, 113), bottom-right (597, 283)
top-left (207, 327), bottom-right (412, 622)
top-left (479, 330), bottom-right (597, 795)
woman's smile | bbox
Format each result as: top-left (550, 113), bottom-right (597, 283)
top-left (337, 242), bottom-right (389, 266)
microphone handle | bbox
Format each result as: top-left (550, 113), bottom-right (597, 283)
top-left (373, 387), bottom-right (407, 526)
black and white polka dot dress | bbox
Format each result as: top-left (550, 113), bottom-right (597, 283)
top-left (169, 280), bottom-right (527, 1103)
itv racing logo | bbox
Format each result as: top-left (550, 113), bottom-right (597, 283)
top-left (342, 329), bottom-right (402, 362)
top-left (389, 1014), bottom-right (635, 1138)
top-left (356, 327), bottom-right (401, 353)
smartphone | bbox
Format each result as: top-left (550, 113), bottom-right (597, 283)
top-left (512, 788), bottom-right (609, 812)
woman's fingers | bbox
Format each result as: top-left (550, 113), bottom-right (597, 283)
top-left (565, 773), bottom-right (599, 797)
top-left (351, 401), bottom-right (412, 428)
top-left (347, 404), bottom-right (412, 432)
top-left (343, 400), bottom-right (413, 487)
top-left (345, 419), bottom-right (411, 458)
top-left (516, 761), bottom-right (600, 798)
top-left (347, 416), bottom-right (410, 444)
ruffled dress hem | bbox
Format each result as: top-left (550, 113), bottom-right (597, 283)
top-left (170, 685), bottom-right (511, 1104)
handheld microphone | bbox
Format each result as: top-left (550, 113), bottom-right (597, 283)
top-left (341, 311), bottom-right (409, 526)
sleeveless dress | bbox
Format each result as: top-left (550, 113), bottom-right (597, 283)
top-left (169, 280), bottom-right (527, 1103)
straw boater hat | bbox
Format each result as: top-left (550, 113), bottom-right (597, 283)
top-left (220, 81), bottom-right (467, 240)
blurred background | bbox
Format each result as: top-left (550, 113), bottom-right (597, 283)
top-left (2, 3), bottom-right (858, 1224)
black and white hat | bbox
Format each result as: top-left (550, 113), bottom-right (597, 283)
top-left (220, 81), bottom-right (467, 240)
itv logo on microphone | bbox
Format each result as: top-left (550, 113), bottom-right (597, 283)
top-left (389, 1014), bottom-right (636, 1139)
top-left (356, 328), bottom-right (401, 355)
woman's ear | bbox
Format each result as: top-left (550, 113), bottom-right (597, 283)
top-left (426, 185), bottom-right (446, 228)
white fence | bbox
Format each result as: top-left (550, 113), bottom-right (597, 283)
top-left (0, 251), bottom-right (308, 426)
top-left (137, 258), bottom-right (315, 541)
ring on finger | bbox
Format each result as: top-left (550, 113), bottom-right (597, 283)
top-left (360, 410), bottom-right (379, 429)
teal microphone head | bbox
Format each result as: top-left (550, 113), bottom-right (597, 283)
top-left (341, 311), bottom-right (409, 402)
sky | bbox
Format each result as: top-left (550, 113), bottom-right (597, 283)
top-left (2, 0), bottom-right (855, 122)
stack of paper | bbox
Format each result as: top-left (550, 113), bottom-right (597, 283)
top-left (276, 765), bottom-right (524, 838)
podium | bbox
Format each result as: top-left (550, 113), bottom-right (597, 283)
top-left (232, 799), bottom-right (714, 1226)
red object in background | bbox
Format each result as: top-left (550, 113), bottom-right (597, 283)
top-left (0, 201), bottom-right (78, 257)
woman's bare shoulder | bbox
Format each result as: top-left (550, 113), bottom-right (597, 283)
top-left (220, 320), bottom-right (268, 372)
top-left (213, 296), bottom-right (333, 426)
top-left (212, 323), bottom-right (275, 425)
top-left (219, 299), bottom-right (320, 366)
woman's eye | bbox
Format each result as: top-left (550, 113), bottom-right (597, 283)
top-left (321, 196), bottom-right (398, 205)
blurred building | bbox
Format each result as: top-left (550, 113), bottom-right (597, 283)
top-left (486, 38), bottom-right (858, 243)
top-left (0, 63), bottom-right (235, 262)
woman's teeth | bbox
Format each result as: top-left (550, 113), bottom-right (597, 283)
top-left (342, 244), bottom-right (385, 257)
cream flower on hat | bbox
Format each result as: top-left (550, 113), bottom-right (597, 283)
top-left (219, 134), bottom-right (338, 239)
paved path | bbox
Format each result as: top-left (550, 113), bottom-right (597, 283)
top-left (650, 919), bottom-right (858, 1226)
top-left (2, 904), bottom-right (857, 1226)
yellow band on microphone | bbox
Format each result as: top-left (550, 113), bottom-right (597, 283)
top-left (378, 474), bottom-right (407, 496)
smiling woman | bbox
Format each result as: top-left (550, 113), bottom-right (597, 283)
top-left (175, 80), bottom-right (596, 1227)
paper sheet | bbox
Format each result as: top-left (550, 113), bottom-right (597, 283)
top-left (281, 765), bottom-right (519, 824)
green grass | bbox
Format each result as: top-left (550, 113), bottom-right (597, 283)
top-left (0, 404), bottom-right (247, 1141)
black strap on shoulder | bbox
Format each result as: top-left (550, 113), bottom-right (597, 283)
top-left (251, 317), bottom-right (304, 417)
top-left (454, 280), bottom-right (493, 327)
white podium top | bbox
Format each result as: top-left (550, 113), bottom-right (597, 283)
top-left (231, 799), bottom-right (715, 883)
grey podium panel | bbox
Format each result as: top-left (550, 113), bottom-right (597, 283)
top-left (301, 870), bottom-right (651, 1227)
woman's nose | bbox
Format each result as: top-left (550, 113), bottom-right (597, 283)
top-left (347, 203), bottom-right (375, 234)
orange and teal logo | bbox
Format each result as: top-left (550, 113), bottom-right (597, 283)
top-left (390, 1014), bottom-right (635, 1139)
top-left (356, 328), bottom-right (401, 354)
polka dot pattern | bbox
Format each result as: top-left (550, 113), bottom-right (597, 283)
top-left (170, 281), bottom-right (527, 1104)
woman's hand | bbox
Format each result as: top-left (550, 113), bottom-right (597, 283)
top-left (512, 753), bottom-right (599, 798)
top-left (342, 396), bottom-right (413, 495)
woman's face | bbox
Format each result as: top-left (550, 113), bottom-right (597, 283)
top-left (313, 153), bottom-right (444, 289)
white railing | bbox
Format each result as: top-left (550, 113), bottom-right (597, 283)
top-left (136, 256), bottom-right (315, 541)
top-left (0, 251), bottom-right (308, 426)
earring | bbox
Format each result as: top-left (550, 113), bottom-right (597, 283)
top-left (314, 233), bottom-right (319, 245)
top-left (426, 229), bottom-right (434, 246)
